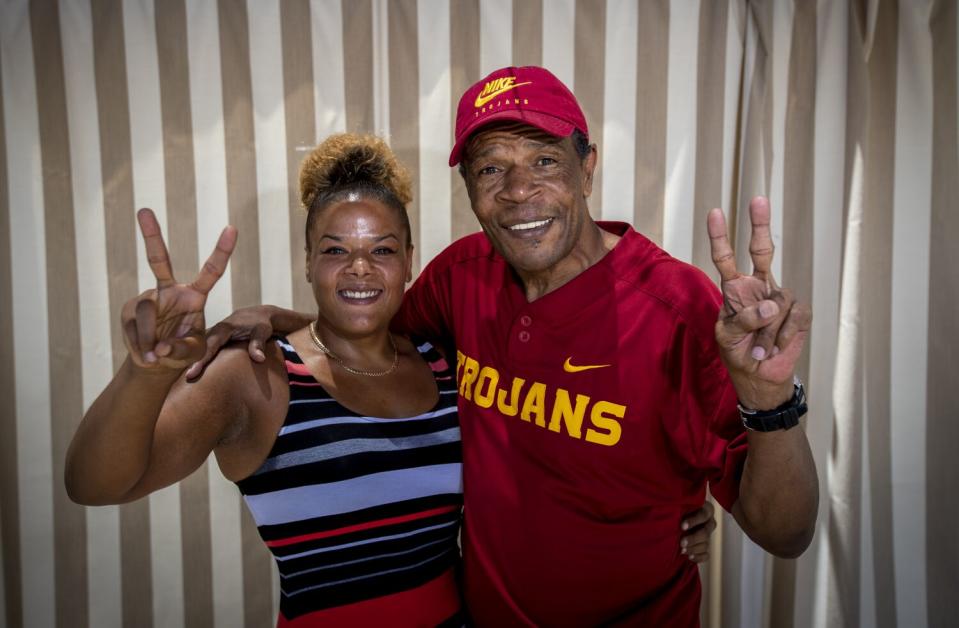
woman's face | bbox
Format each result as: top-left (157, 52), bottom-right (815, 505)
top-left (306, 196), bottom-right (413, 338)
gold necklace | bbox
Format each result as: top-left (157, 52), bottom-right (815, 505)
top-left (308, 321), bottom-right (398, 377)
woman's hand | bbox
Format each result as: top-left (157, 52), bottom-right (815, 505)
top-left (123, 208), bottom-right (237, 370)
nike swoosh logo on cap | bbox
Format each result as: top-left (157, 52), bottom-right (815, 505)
top-left (474, 81), bottom-right (532, 107)
top-left (563, 357), bottom-right (611, 373)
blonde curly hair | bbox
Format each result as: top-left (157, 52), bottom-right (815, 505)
top-left (300, 134), bottom-right (413, 248)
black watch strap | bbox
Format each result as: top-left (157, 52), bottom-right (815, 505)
top-left (739, 380), bottom-right (807, 432)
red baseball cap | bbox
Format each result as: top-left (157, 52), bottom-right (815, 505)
top-left (448, 66), bottom-right (589, 166)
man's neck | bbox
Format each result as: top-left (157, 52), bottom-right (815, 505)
top-left (517, 222), bottom-right (621, 302)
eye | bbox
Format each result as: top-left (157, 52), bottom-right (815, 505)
top-left (536, 156), bottom-right (557, 167)
top-left (372, 246), bottom-right (397, 255)
top-left (321, 246), bottom-right (347, 255)
top-left (477, 165), bottom-right (500, 176)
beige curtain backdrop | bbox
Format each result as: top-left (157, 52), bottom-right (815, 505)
top-left (1, 0), bottom-right (956, 626)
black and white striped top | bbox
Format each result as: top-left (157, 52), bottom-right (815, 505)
top-left (236, 336), bottom-right (464, 626)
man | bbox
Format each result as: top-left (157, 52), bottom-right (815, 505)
top-left (195, 66), bottom-right (817, 625)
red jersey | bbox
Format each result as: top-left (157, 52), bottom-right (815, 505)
top-left (394, 222), bottom-right (747, 626)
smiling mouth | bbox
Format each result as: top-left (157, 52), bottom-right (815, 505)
top-left (338, 289), bottom-right (382, 302)
top-left (506, 218), bottom-right (554, 232)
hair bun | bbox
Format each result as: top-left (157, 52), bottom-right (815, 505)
top-left (300, 134), bottom-right (412, 211)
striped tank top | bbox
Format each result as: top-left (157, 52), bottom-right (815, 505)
top-left (236, 336), bottom-right (464, 627)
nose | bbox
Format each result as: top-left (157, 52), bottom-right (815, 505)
top-left (496, 165), bottom-right (538, 204)
top-left (346, 253), bottom-right (372, 276)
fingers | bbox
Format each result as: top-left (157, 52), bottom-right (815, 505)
top-left (248, 323), bottom-right (272, 362)
top-left (707, 208), bottom-right (739, 282)
top-left (185, 322), bottom-right (233, 380)
top-left (775, 301), bottom-right (812, 354)
top-left (191, 226), bottom-right (238, 295)
top-left (158, 334), bottom-right (206, 364)
top-left (137, 208), bottom-right (176, 288)
top-left (748, 196), bottom-right (775, 278)
top-left (122, 290), bottom-right (155, 366)
top-left (749, 288), bottom-right (793, 361)
top-left (681, 501), bottom-right (715, 531)
top-left (681, 503), bottom-right (718, 563)
top-left (135, 298), bottom-right (159, 363)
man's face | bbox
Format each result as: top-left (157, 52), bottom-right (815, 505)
top-left (462, 122), bottom-right (596, 277)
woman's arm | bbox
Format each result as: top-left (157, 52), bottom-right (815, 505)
top-left (65, 208), bottom-right (242, 505)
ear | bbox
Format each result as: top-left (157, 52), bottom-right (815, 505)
top-left (305, 247), bottom-right (312, 283)
top-left (581, 144), bottom-right (598, 198)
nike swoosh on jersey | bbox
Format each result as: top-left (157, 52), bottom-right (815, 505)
top-left (563, 357), bottom-right (612, 373)
top-left (474, 81), bottom-right (532, 107)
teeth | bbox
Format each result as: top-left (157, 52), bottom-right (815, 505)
top-left (508, 218), bottom-right (552, 231)
top-left (342, 290), bottom-right (379, 299)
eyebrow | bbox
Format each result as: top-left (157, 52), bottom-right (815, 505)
top-left (318, 233), bottom-right (400, 243)
top-left (469, 136), bottom-right (563, 161)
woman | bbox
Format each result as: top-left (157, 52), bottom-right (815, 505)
top-left (66, 133), bottom-right (715, 626)
top-left (67, 134), bottom-right (465, 625)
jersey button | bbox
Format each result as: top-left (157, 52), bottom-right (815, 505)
top-left (518, 330), bottom-right (531, 342)
top-left (520, 315), bottom-right (532, 327)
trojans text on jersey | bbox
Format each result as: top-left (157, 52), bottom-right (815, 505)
top-left (456, 350), bottom-right (624, 446)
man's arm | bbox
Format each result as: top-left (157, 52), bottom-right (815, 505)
top-left (707, 196), bottom-right (819, 558)
top-left (186, 305), bottom-right (312, 379)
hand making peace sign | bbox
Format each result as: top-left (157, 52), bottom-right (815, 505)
top-left (707, 196), bottom-right (812, 410)
top-left (121, 208), bottom-right (238, 370)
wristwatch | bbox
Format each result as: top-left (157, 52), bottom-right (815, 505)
top-left (738, 378), bottom-right (807, 432)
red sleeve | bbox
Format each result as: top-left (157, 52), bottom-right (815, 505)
top-left (392, 252), bottom-right (455, 344)
top-left (663, 290), bottom-right (748, 513)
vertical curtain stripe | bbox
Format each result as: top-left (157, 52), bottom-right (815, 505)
top-left (927, 2), bottom-right (959, 626)
top-left (0, 16), bottom-right (22, 628)
top-left (2, 1), bottom-right (55, 624)
top-left (768, 1), bottom-right (791, 281)
top-left (183, 3), bottom-right (244, 627)
top-left (632, 0), bottom-right (669, 246)
top-left (35, 3), bottom-right (91, 628)
top-left (573, 0), bottom-right (605, 217)
top-left (827, 8), bottom-right (872, 622)
top-left (449, 0), bottom-right (480, 240)
top-left (692, 0), bottom-right (729, 281)
top-left (248, 0), bottom-right (293, 311)
top-left (280, 0), bottom-right (317, 314)
top-left (720, 4), bottom-right (743, 222)
top-left (862, 3), bottom-right (897, 625)
top-left (512, 0), bottom-right (542, 67)
top-left (124, 2), bottom-right (189, 625)
top-left (342, 0), bottom-right (376, 134)
top-left (663, 0), bottom-right (700, 263)
top-left (733, 2), bottom-right (770, 272)
top-left (29, 3), bottom-right (89, 625)
top-left (214, 3), bottom-right (275, 626)
top-left (310, 0), bottom-right (347, 141)
top-left (889, 3), bottom-right (933, 627)
top-left (769, 2), bottom-right (817, 626)
top-left (388, 0), bottom-right (422, 272)
top-left (797, 3), bottom-right (847, 626)
top-left (60, 1), bottom-right (123, 625)
top-left (372, 0), bottom-right (391, 137)
top-left (599, 0), bottom-right (638, 223)
top-left (156, 2), bottom-right (213, 626)
top-left (540, 0), bottom-right (575, 88)
top-left (417, 0), bottom-right (452, 262)
top-left (480, 0), bottom-right (512, 75)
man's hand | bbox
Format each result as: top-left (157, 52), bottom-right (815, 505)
top-left (123, 209), bottom-right (236, 370)
top-left (707, 196), bottom-right (811, 410)
top-left (680, 501), bottom-right (717, 564)
top-left (185, 306), bottom-right (312, 380)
